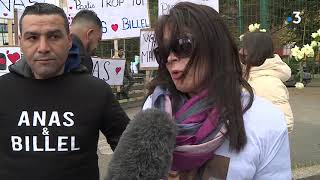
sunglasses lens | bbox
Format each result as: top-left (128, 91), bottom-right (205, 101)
top-left (173, 37), bottom-right (193, 58)
top-left (153, 47), bottom-right (168, 65)
top-left (153, 36), bottom-right (194, 66)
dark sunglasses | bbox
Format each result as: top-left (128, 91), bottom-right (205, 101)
top-left (153, 35), bottom-right (194, 65)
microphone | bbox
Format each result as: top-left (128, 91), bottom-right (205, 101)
top-left (105, 108), bottom-right (177, 180)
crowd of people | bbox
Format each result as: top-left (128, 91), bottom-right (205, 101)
top-left (0, 2), bottom-right (294, 180)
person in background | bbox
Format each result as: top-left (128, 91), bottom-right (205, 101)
top-left (112, 48), bottom-right (125, 59)
top-left (0, 3), bottom-right (129, 180)
top-left (131, 55), bottom-right (140, 74)
top-left (69, 9), bottom-right (102, 73)
top-left (239, 31), bottom-right (294, 133)
top-left (143, 2), bottom-right (291, 179)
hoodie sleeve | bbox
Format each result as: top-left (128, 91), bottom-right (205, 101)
top-left (250, 77), bottom-right (294, 133)
top-left (100, 85), bottom-right (130, 150)
top-left (274, 54), bottom-right (291, 82)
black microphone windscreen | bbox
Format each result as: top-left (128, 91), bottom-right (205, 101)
top-left (105, 108), bottom-right (177, 180)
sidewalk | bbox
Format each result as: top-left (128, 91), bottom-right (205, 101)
top-left (289, 76), bottom-right (320, 179)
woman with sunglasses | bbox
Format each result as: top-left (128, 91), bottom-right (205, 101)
top-left (239, 32), bottom-right (294, 134)
top-left (143, 2), bottom-right (291, 179)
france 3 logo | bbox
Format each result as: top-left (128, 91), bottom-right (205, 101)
top-left (287, 11), bottom-right (302, 24)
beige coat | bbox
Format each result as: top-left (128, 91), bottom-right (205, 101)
top-left (248, 54), bottom-right (294, 132)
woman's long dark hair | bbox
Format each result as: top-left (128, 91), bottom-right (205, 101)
top-left (242, 32), bottom-right (274, 79)
top-left (148, 2), bottom-right (254, 152)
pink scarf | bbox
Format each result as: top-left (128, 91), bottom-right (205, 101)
top-left (152, 88), bottom-right (227, 171)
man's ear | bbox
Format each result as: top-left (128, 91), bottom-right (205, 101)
top-left (86, 28), bottom-right (94, 40)
top-left (18, 35), bottom-right (23, 52)
top-left (67, 32), bottom-right (72, 49)
top-left (18, 35), bottom-right (22, 44)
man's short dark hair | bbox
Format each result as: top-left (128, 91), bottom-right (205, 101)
top-left (19, 3), bottom-right (69, 34)
top-left (71, 10), bottom-right (102, 29)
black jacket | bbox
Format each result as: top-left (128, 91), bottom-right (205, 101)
top-left (72, 34), bottom-right (93, 73)
top-left (1, 52), bottom-right (130, 180)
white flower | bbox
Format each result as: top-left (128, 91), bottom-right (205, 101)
top-left (301, 44), bottom-right (314, 58)
top-left (311, 41), bottom-right (318, 48)
top-left (295, 82), bottom-right (304, 89)
top-left (291, 45), bottom-right (300, 58)
top-left (297, 50), bottom-right (305, 60)
top-left (248, 23), bottom-right (261, 32)
top-left (254, 23), bottom-right (260, 30)
top-left (311, 33), bottom-right (319, 39)
top-left (248, 24), bottom-right (256, 32)
top-left (260, 29), bottom-right (266, 32)
top-left (239, 34), bottom-right (244, 41)
top-left (291, 45), bottom-right (305, 60)
top-left (317, 29), bottom-right (320, 35)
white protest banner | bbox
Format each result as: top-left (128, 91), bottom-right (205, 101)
top-left (92, 58), bottom-right (125, 85)
top-left (158, 0), bottom-right (219, 16)
top-left (65, 0), bottom-right (76, 24)
top-left (0, 0), bottom-right (56, 19)
top-left (65, 12), bottom-right (75, 25)
top-left (14, 0), bottom-right (46, 10)
top-left (140, 29), bottom-right (158, 70)
top-left (66, 0), bottom-right (150, 40)
top-left (0, 0), bottom-right (14, 19)
top-left (66, 0), bottom-right (77, 13)
top-left (0, 46), bottom-right (22, 76)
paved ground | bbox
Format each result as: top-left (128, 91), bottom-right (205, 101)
top-left (289, 77), bottom-right (320, 179)
top-left (98, 77), bottom-right (320, 180)
top-left (289, 86), bottom-right (320, 167)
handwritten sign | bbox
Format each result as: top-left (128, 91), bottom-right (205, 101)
top-left (140, 29), bottom-right (158, 70)
top-left (65, 12), bottom-right (76, 25)
top-left (158, 0), bottom-right (219, 16)
top-left (66, 0), bottom-right (150, 40)
top-left (14, 0), bottom-right (46, 10)
top-left (0, 0), bottom-right (55, 19)
top-left (65, 0), bottom-right (76, 25)
top-left (92, 58), bottom-right (125, 85)
top-left (0, 46), bottom-right (22, 76)
top-left (0, 0), bottom-right (14, 19)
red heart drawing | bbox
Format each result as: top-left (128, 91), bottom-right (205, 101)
top-left (111, 24), bottom-right (118, 32)
top-left (0, 58), bottom-right (5, 65)
top-left (69, 6), bottom-right (73, 10)
top-left (115, 67), bottom-right (122, 74)
top-left (3, 13), bottom-right (8, 16)
top-left (6, 51), bottom-right (21, 64)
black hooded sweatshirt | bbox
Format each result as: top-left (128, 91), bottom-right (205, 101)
top-left (0, 58), bottom-right (129, 180)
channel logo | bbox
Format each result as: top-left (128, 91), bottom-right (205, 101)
top-left (287, 11), bottom-right (302, 24)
